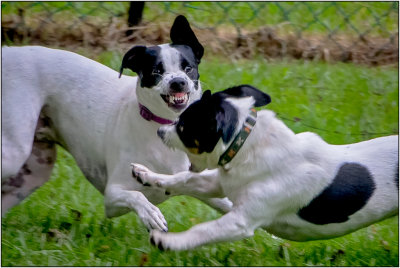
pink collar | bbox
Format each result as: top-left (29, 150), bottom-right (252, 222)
top-left (138, 103), bottom-right (174, 125)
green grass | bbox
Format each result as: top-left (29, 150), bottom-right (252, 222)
top-left (2, 53), bottom-right (398, 266)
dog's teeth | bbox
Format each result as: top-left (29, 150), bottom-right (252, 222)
top-left (167, 93), bottom-right (188, 105)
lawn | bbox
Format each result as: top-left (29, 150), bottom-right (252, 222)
top-left (1, 52), bottom-right (398, 266)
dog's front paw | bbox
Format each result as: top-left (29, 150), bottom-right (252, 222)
top-left (131, 163), bottom-right (153, 186)
top-left (138, 203), bottom-right (168, 233)
top-left (150, 230), bottom-right (167, 250)
top-left (150, 230), bottom-right (193, 251)
top-left (131, 163), bottom-right (167, 189)
top-left (150, 229), bottom-right (180, 251)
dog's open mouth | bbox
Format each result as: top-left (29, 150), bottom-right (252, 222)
top-left (161, 92), bottom-right (189, 110)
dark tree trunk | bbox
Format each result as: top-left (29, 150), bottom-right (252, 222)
top-left (126, 1), bottom-right (145, 36)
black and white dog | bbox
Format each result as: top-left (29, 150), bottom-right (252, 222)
top-left (2, 15), bottom-right (231, 231)
top-left (132, 85), bottom-right (399, 250)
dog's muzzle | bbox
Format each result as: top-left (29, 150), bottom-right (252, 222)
top-left (160, 78), bottom-right (190, 111)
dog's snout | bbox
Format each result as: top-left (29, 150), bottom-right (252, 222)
top-left (169, 77), bottom-right (187, 92)
top-left (157, 128), bottom-right (166, 140)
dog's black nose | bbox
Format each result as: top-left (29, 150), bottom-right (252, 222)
top-left (169, 77), bottom-right (187, 92)
top-left (157, 128), bottom-right (166, 140)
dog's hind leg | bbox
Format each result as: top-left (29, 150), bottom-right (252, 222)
top-left (2, 110), bottom-right (57, 215)
top-left (2, 116), bottom-right (39, 181)
top-left (2, 141), bottom-right (57, 215)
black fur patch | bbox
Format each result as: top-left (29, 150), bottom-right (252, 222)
top-left (120, 45), bottom-right (163, 88)
top-left (174, 45), bottom-right (200, 89)
top-left (298, 162), bottom-right (375, 225)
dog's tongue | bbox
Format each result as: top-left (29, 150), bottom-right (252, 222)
top-left (173, 92), bottom-right (186, 98)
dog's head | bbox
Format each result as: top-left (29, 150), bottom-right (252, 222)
top-left (157, 85), bottom-right (271, 172)
top-left (120, 15), bottom-right (203, 113)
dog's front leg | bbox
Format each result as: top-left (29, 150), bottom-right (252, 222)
top-left (132, 163), bottom-right (224, 198)
top-left (104, 184), bottom-right (168, 232)
top-left (150, 209), bottom-right (254, 251)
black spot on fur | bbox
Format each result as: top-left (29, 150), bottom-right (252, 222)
top-left (8, 172), bottom-right (25, 187)
top-left (298, 163), bottom-right (375, 225)
top-left (22, 164), bottom-right (32, 175)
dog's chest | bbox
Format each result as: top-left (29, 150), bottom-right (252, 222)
top-left (219, 171), bottom-right (257, 201)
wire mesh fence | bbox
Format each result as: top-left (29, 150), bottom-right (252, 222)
top-left (1, 1), bottom-right (398, 65)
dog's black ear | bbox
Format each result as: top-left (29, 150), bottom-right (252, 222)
top-left (119, 46), bottom-right (147, 78)
top-left (216, 103), bottom-right (238, 143)
top-left (221, 85), bottom-right (271, 107)
top-left (201, 89), bottom-right (212, 102)
top-left (170, 15), bottom-right (204, 63)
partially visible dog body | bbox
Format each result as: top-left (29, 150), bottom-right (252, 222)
top-left (2, 15), bottom-right (231, 231)
top-left (132, 85), bottom-right (399, 250)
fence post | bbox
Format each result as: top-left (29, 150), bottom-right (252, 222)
top-left (126, 1), bottom-right (145, 36)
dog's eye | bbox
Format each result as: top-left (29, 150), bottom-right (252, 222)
top-left (152, 69), bottom-right (161, 75)
top-left (184, 66), bottom-right (192, 74)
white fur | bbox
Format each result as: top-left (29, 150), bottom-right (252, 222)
top-left (1, 46), bottom-right (231, 230)
top-left (132, 106), bottom-right (398, 250)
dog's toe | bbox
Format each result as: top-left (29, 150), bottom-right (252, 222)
top-left (150, 230), bottom-right (166, 251)
top-left (131, 168), bottom-right (138, 178)
top-left (131, 163), bottom-right (151, 185)
top-left (157, 242), bottom-right (164, 251)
